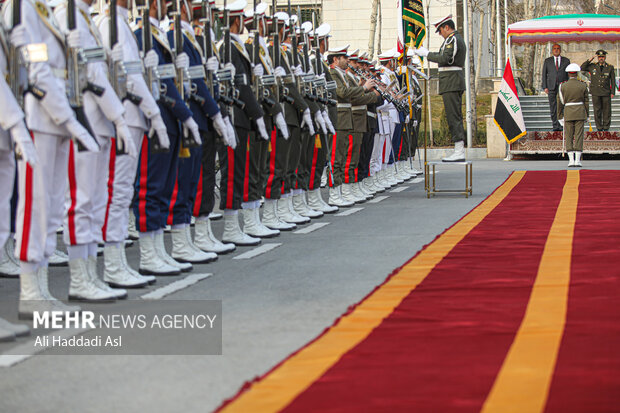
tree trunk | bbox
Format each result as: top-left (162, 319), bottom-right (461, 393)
top-left (377, 0), bottom-right (383, 55)
top-left (368, 0), bottom-right (380, 59)
top-left (468, 0), bottom-right (478, 143)
top-left (474, 6), bottom-right (485, 91)
top-left (520, 0), bottom-right (536, 90)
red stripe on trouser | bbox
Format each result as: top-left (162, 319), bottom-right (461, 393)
top-left (243, 134), bottom-right (250, 202)
top-left (328, 133), bottom-right (337, 187)
top-left (294, 168), bottom-right (299, 190)
top-left (279, 171), bottom-right (566, 412)
top-left (309, 141), bottom-right (319, 190)
top-left (545, 170), bottom-right (620, 411)
top-left (138, 135), bottom-right (149, 232)
top-left (343, 134), bottom-right (353, 184)
top-left (19, 132), bottom-right (35, 261)
top-left (382, 139), bottom-right (387, 164)
top-left (226, 147), bottom-right (235, 209)
top-left (398, 129), bottom-right (404, 159)
top-left (193, 166), bottom-right (203, 217)
top-left (102, 138), bottom-right (117, 242)
top-left (67, 143), bottom-right (78, 245)
top-left (265, 128), bottom-right (277, 199)
top-left (167, 176), bottom-right (179, 226)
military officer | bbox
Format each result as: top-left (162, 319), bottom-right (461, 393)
top-left (415, 14), bottom-right (466, 162)
top-left (581, 49), bottom-right (616, 131)
top-left (558, 63), bottom-right (589, 167)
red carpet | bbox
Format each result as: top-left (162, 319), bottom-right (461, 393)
top-left (218, 170), bottom-right (620, 413)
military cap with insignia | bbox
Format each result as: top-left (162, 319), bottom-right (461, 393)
top-left (596, 49), bottom-right (607, 57)
top-left (432, 14), bottom-right (454, 33)
top-left (327, 44), bottom-right (349, 57)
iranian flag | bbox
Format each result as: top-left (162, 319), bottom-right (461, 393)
top-left (494, 59), bottom-right (526, 143)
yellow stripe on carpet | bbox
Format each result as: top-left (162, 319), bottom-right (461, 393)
top-left (481, 170), bottom-right (579, 413)
top-left (220, 171), bottom-right (527, 413)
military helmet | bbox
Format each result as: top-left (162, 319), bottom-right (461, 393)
top-left (596, 49), bottom-right (608, 57)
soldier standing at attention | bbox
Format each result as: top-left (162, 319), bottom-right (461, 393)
top-left (414, 14), bottom-right (466, 162)
top-left (581, 49), bottom-right (616, 131)
top-left (558, 63), bottom-right (589, 168)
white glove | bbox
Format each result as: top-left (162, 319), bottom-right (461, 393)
top-left (111, 43), bottom-right (124, 62)
top-left (11, 121), bottom-right (38, 167)
top-left (322, 110), bottom-right (335, 135)
top-left (307, 65), bottom-right (314, 75)
top-left (224, 62), bottom-right (236, 78)
top-left (301, 108), bottom-right (315, 135)
top-left (64, 117), bottom-right (99, 152)
top-left (415, 47), bottom-right (429, 57)
top-left (252, 63), bottom-right (264, 77)
top-left (206, 56), bottom-right (219, 72)
top-left (183, 117), bottom-right (202, 145)
top-left (223, 115), bottom-right (237, 149)
top-left (148, 114), bottom-right (170, 149)
top-left (559, 118), bottom-right (565, 127)
top-left (144, 50), bottom-right (159, 69)
top-left (405, 115), bottom-right (410, 123)
top-left (275, 112), bottom-right (289, 140)
top-left (211, 112), bottom-right (227, 139)
top-left (10, 24), bottom-right (29, 48)
top-left (274, 66), bottom-right (286, 77)
top-left (255, 116), bottom-right (269, 140)
top-left (293, 65), bottom-right (304, 76)
top-left (67, 29), bottom-right (83, 49)
top-left (113, 117), bottom-right (137, 158)
top-left (314, 110), bottom-right (327, 134)
top-left (175, 52), bottom-right (189, 70)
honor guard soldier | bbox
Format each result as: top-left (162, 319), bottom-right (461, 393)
top-left (164, 0), bottom-right (228, 261)
top-left (581, 49), bottom-right (616, 131)
top-left (0, 21), bottom-right (37, 338)
top-left (217, 0), bottom-right (269, 246)
top-left (189, 0), bottom-right (238, 255)
top-left (558, 63), bottom-right (589, 167)
top-left (133, 0), bottom-right (203, 275)
top-left (376, 50), bottom-right (400, 188)
top-left (243, 3), bottom-right (289, 238)
top-left (96, 0), bottom-right (168, 286)
top-left (415, 14), bottom-right (466, 162)
top-left (2, 0), bottom-right (97, 318)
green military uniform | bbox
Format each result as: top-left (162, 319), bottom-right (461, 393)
top-left (558, 78), bottom-right (589, 152)
top-left (426, 30), bottom-right (466, 142)
top-left (581, 57), bottom-right (616, 131)
top-left (330, 66), bottom-right (375, 187)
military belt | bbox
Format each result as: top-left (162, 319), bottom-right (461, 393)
top-left (337, 103), bottom-right (351, 108)
top-left (565, 102), bottom-right (584, 106)
top-left (352, 105), bottom-right (366, 111)
top-left (51, 68), bottom-right (67, 79)
top-left (438, 66), bottom-right (462, 72)
top-left (367, 112), bottom-right (376, 118)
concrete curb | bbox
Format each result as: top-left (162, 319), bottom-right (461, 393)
top-left (418, 148), bottom-right (487, 161)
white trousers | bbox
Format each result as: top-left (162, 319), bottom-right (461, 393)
top-left (63, 136), bottom-right (111, 246)
top-left (0, 149), bottom-right (15, 251)
top-left (102, 127), bottom-right (144, 243)
top-left (369, 133), bottom-right (383, 176)
top-left (15, 132), bottom-right (70, 263)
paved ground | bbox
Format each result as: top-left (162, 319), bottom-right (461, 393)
top-left (1, 159), bottom-right (619, 413)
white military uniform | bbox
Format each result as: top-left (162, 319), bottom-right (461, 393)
top-left (371, 63), bottom-right (398, 181)
top-left (96, 5), bottom-right (161, 244)
top-left (2, 0), bottom-right (75, 264)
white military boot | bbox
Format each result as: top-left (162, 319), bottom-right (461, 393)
top-left (155, 232), bottom-right (192, 272)
top-left (18, 267), bottom-right (79, 319)
top-left (222, 211), bottom-right (261, 246)
top-left (368, 175), bottom-right (385, 193)
top-left (442, 141), bottom-right (466, 162)
top-left (183, 226), bottom-right (219, 261)
top-left (567, 152), bottom-right (575, 167)
top-left (293, 191), bottom-right (323, 218)
top-left (340, 183), bottom-right (358, 204)
top-left (117, 243), bottom-right (156, 284)
top-left (88, 256), bottom-right (127, 299)
top-left (361, 178), bottom-right (377, 195)
top-left (574, 151), bottom-right (582, 167)
top-left (170, 226), bottom-right (217, 263)
top-left (0, 317), bottom-right (30, 337)
top-left (329, 185), bottom-right (353, 207)
top-left (194, 218), bottom-right (236, 254)
top-left (103, 244), bottom-right (148, 288)
top-left (307, 189), bottom-right (338, 213)
top-left (350, 182), bottom-right (368, 203)
top-left (127, 211), bottom-right (139, 240)
top-left (287, 195), bottom-right (311, 223)
top-left (0, 241), bottom-right (19, 278)
top-left (262, 199), bottom-right (296, 231)
top-left (139, 235), bottom-right (181, 276)
top-left (242, 207), bottom-right (280, 238)
top-left (376, 169), bottom-right (392, 188)
top-left (68, 258), bottom-right (118, 302)
top-left (49, 249), bottom-right (69, 267)
top-left (357, 181), bottom-right (374, 199)
top-left (388, 164), bottom-right (404, 184)
top-left (396, 162), bottom-right (413, 180)
top-left (277, 196), bottom-right (308, 224)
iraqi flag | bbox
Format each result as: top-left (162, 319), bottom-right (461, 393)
top-left (494, 59), bottom-right (526, 143)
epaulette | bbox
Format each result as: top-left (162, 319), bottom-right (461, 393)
top-left (245, 37), bottom-right (254, 45)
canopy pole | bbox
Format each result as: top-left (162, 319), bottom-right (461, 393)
top-left (504, 0), bottom-right (508, 65)
top-left (496, 0), bottom-right (501, 76)
top-left (463, 0), bottom-right (473, 149)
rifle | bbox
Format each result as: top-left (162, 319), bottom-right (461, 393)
top-left (140, 0), bottom-right (169, 153)
top-left (66, 0), bottom-right (100, 152)
top-left (200, 0), bottom-right (214, 96)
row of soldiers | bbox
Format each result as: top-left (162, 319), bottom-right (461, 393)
top-left (0, 0), bottom-right (422, 339)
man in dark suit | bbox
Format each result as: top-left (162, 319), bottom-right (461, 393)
top-left (542, 44), bottom-right (570, 131)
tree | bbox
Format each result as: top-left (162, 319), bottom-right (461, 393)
top-left (368, 0), bottom-right (380, 59)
